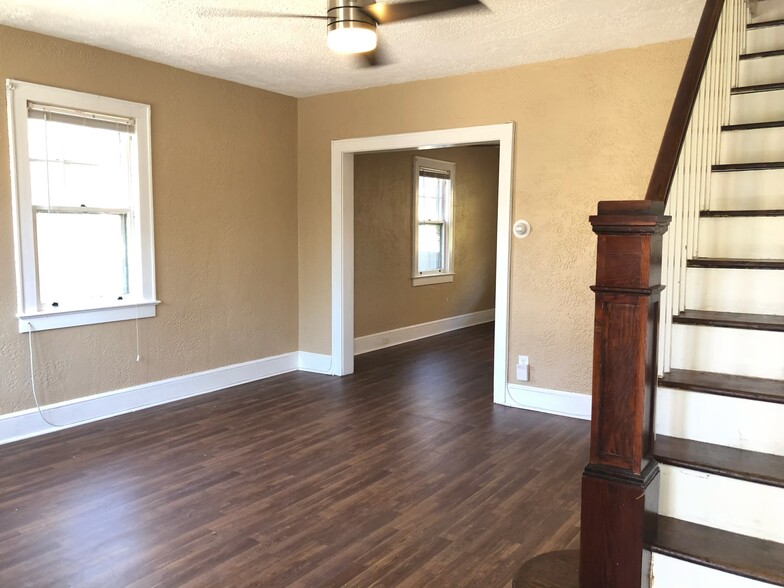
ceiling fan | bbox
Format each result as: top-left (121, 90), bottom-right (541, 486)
top-left (203, 0), bottom-right (489, 67)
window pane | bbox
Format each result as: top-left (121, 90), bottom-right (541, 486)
top-left (27, 117), bottom-right (133, 209)
top-left (418, 175), bottom-right (449, 222)
top-left (418, 223), bottom-right (444, 274)
top-left (36, 211), bottom-right (129, 306)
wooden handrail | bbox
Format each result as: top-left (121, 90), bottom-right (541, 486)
top-left (645, 0), bottom-right (725, 203)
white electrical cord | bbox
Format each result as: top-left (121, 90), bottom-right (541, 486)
top-left (135, 304), bottom-right (141, 362)
top-left (27, 321), bottom-right (138, 428)
top-left (505, 386), bottom-right (529, 408)
top-left (27, 322), bottom-right (62, 427)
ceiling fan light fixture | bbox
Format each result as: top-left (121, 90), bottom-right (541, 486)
top-left (327, 1), bottom-right (378, 54)
top-left (327, 21), bottom-right (378, 54)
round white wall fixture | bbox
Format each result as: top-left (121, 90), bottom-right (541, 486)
top-left (513, 219), bottom-right (531, 239)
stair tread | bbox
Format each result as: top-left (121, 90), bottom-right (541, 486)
top-left (688, 257), bottom-right (784, 270)
top-left (740, 48), bottom-right (784, 60)
top-left (649, 516), bottom-right (784, 586)
top-left (701, 209), bottom-right (784, 217)
top-left (659, 369), bottom-right (784, 404)
top-left (655, 436), bottom-right (784, 488)
top-left (723, 120), bottom-right (784, 131)
top-left (748, 17), bottom-right (784, 30)
top-left (732, 82), bottom-right (784, 94)
top-left (674, 310), bottom-right (784, 332)
top-left (713, 161), bottom-right (784, 171)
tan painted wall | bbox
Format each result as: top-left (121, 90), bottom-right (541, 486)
top-left (0, 26), bottom-right (691, 416)
top-left (354, 146), bottom-right (499, 338)
top-left (298, 39), bottom-right (692, 394)
top-left (0, 26), bottom-right (299, 415)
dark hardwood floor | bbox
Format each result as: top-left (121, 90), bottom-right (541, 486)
top-left (0, 323), bottom-right (589, 587)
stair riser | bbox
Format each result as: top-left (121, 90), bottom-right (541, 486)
top-left (731, 88), bottom-right (784, 124)
top-left (739, 54), bottom-right (784, 86)
top-left (656, 387), bottom-right (784, 456)
top-left (752, 0), bottom-right (784, 23)
top-left (659, 465), bottom-right (784, 542)
top-left (685, 267), bottom-right (784, 315)
top-left (710, 168), bottom-right (784, 210)
top-left (651, 554), bottom-right (778, 588)
top-left (697, 216), bottom-right (784, 259)
top-left (670, 324), bottom-right (784, 380)
top-left (746, 25), bottom-right (784, 54)
top-left (720, 126), bottom-right (784, 164)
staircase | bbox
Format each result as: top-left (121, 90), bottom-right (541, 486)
top-left (649, 0), bottom-right (784, 585)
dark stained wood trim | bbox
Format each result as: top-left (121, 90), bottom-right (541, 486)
top-left (673, 309), bottom-right (784, 332)
top-left (722, 120), bottom-right (784, 131)
top-left (747, 17), bottom-right (784, 29)
top-left (713, 161), bottom-right (784, 171)
top-left (687, 257), bottom-right (784, 270)
top-left (732, 81), bottom-right (784, 94)
top-left (654, 436), bottom-right (784, 488)
top-left (659, 369), bottom-right (784, 404)
top-left (701, 209), bottom-right (784, 217)
top-left (645, 0), bottom-right (725, 203)
top-left (580, 200), bottom-right (670, 588)
top-left (649, 516), bottom-right (784, 586)
top-left (740, 48), bottom-right (784, 59)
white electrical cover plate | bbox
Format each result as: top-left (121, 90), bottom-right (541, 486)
top-left (513, 220), bottom-right (531, 239)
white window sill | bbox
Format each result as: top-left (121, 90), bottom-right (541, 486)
top-left (18, 300), bottom-right (160, 333)
top-left (412, 273), bottom-right (455, 287)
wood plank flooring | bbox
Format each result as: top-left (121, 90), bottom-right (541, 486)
top-left (0, 323), bottom-right (589, 587)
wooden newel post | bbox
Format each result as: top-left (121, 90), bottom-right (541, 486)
top-left (579, 200), bottom-right (670, 588)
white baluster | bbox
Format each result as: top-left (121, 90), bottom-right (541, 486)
top-left (658, 0), bottom-right (751, 374)
top-left (659, 222), bottom-right (671, 376)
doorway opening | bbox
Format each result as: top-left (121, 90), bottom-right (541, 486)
top-left (330, 124), bottom-right (515, 403)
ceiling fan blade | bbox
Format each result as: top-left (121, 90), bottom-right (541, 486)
top-left (198, 8), bottom-right (329, 20)
top-left (357, 43), bottom-right (392, 68)
top-left (362, 0), bottom-right (488, 24)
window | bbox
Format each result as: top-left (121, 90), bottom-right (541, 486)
top-left (412, 156), bottom-right (455, 286)
top-left (6, 80), bottom-right (157, 332)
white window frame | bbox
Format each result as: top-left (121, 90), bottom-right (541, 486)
top-left (6, 80), bottom-right (158, 333)
top-left (412, 156), bottom-right (456, 287)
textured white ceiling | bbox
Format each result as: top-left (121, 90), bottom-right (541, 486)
top-left (0, 1), bottom-right (703, 97)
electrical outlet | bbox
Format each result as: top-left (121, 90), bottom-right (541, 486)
top-left (517, 356), bottom-right (530, 382)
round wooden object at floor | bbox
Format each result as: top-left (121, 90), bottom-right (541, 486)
top-left (512, 550), bottom-right (579, 588)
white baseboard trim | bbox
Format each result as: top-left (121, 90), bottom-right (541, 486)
top-left (297, 351), bottom-right (334, 375)
top-left (0, 337), bottom-right (586, 446)
top-left (0, 352), bottom-right (299, 446)
top-left (502, 383), bottom-right (592, 421)
top-left (354, 309), bottom-right (495, 355)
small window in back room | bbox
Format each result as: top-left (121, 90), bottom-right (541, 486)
top-left (412, 156), bottom-right (456, 287)
top-left (6, 81), bottom-right (158, 332)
